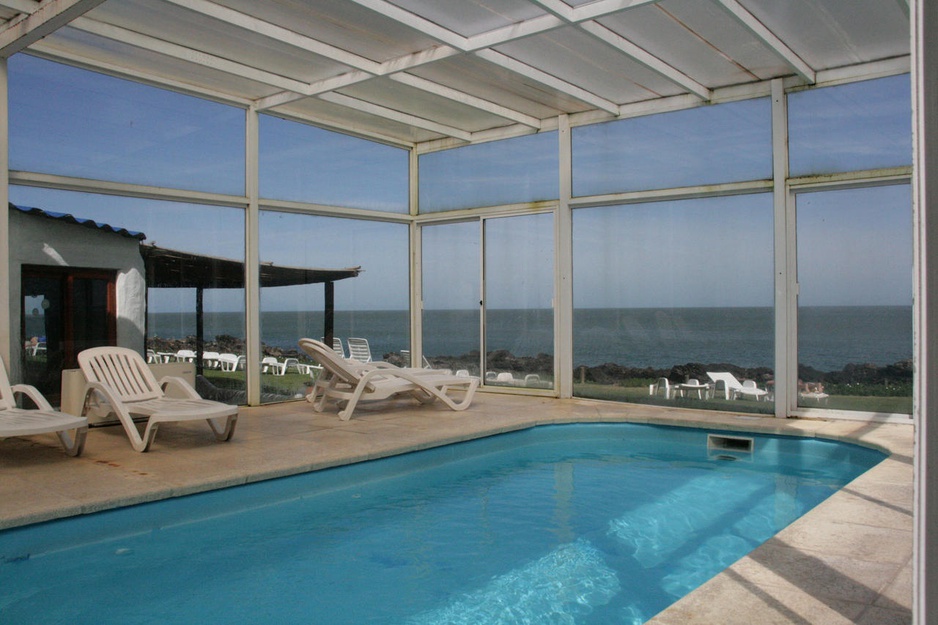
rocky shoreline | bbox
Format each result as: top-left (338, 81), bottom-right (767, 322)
top-left (150, 336), bottom-right (911, 394)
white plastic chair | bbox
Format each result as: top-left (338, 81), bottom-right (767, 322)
top-left (299, 339), bottom-right (478, 421)
top-left (0, 356), bottom-right (87, 456)
top-left (347, 337), bottom-right (373, 363)
top-left (79, 347), bottom-right (238, 452)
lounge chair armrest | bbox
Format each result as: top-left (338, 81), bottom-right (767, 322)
top-left (158, 375), bottom-right (202, 399)
top-left (80, 380), bottom-right (123, 415)
top-left (11, 383), bottom-right (55, 411)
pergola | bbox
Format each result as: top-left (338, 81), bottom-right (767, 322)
top-left (0, 1), bottom-right (937, 620)
top-left (140, 244), bottom-right (360, 373)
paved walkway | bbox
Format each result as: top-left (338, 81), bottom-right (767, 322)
top-left (0, 394), bottom-right (913, 624)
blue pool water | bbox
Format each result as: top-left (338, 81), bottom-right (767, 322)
top-left (0, 424), bottom-right (884, 625)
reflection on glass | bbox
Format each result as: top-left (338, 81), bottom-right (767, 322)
top-left (9, 55), bottom-right (245, 195)
top-left (572, 195), bottom-right (774, 413)
top-left (421, 222), bottom-right (481, 374)
top-left (259, 115), bottom-right (408, 212)
top-left (484, 214), bottom-right (554, 389)
top-left (10, 186), bottom-right (246, 406)
top-left (259, 212), bottom-right (410, 403)
top-left (789, 75), bottom-right (912, 176)
top-left (419, 133), bottom-right (559, 212)
top-left (796, 185), bottom-right (912, 414)
top-left (573, 98), bottom-right (771, 196)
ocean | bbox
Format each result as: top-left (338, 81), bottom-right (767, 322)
top-left (144, 306), bottom-right (913, 373)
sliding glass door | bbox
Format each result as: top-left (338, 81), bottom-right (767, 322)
top-left (421, 213), bottom-right (555, 389)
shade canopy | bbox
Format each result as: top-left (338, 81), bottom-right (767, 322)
top-left (140, 245), bottom-right (361, 290)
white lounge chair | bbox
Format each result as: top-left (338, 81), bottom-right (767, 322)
top-left (327, 338), bottom-right (346, 359)
top-left (706, 372), bottom-right (769, 401)
top-left (202, 351), bottom-right (221, 369)
top-left (347, 337), bottom-right (373, 363)
top-left (298, 338), bottom-right (479, 421)
top-left (175, 349), bottom-right (197, 362)
top-left (217, 353), bottom-right (245, 371)
top-left (262, 356), bottom-right (300, 376)
top-left (78, 346), bottom-right (238, 452)
top-left (0, 356), bottom-right (87, 456)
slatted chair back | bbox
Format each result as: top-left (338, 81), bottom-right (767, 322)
top-left (78, 347), bottom-right (164, 403)
top-left (347, 337), bottom-right (373, 363)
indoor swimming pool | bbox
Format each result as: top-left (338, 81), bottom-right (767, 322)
top-left (0, 423), bottom-right (886, 624)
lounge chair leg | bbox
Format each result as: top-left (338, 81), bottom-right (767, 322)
top-left (55, 426), bottom-right (88, 457)
top-left (207, 415), bottom-right (238, 441)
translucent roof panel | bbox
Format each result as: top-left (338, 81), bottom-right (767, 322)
top-left (0, 0), bottom-right (910, 149)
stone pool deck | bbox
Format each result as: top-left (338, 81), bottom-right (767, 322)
top-left (0, 394), bottom-right (913, 624)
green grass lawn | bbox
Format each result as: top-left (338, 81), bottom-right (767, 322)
top-left (573, 383), bottom-right (911, 416)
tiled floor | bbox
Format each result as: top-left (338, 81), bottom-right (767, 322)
top-left (0, 393), bottom-right (913, 624)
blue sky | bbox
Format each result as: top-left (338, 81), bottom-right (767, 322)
top-left (7, 54), bottom-right (914, 313)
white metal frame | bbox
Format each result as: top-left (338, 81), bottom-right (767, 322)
top-left (0, 54), bottom-right (914, 418)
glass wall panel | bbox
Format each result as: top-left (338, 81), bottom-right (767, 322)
top-left (8, 56), bottom-right (245, 195)
top-left (10, 186), bottom-right (245, 405)
top-left (572, 194), bottom-right (774, 413)
top-left (795, 185), bottom-right (912, 414)
top-left (789, 75), bottom-right (912, 177)
top-left (259, 211), bottom-right (410, 402)
top-left (572, 98), bottom-right (771, 196)
top-left (484, 213), bottom-right (554, 389)
top-left (259, 115), bottom-right (408, 213)
top-left (421, 222), bottom-right (481, 373)
top-left (419, 133), bottom-right (559, 212)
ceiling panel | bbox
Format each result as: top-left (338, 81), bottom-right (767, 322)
top-left (0, 0), bottom-right (911, 148)
top-left (387, 0), bottom-right (545, 38)
top-left (495, 26), bottom-right (687, 103)
top-left (339, 76), bottom-right (520, 132)
top-left (741, 0), bottom-right (910, 70)
top-left (408, 55), bottom-right (590, 119)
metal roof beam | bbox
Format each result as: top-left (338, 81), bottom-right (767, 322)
top-left (0, 0), bottom-right (106, 58)
top-left (318, 92), bottom-right (472, 142)
top-left (344, 0), bottom-right (469, 50)
top-left (714, 0), bottom-right (816, 84)
top-left (68, 17), bottom-right (313, 93)
top-left (389, 73), bottom-right (542, 128)
top-left (476, 48), bottom-right (620, 115)
top-left (337, 3), bottom-right (622, 116)
top-left (161, 0), bottom-right (384, 75)
top-left (579, 21), bottom-right (711, 100)
top-left (527, 0), bottom-right (709, 100)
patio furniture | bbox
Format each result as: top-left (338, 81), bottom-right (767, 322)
top-left (347, 337), bottom-right (373, 363)
top-left (262, 356), bottom-right (301, 376)
top-left (675, 379), bottom-right (712, 399)
top-left (0, 356), bottom-right (87, 456)
top-left (78, 346), bottom-right (238, 452)
top-left (299, 338), bottom-right (479, 421)
top-left (218, 353), bottom-right (245, 371)
top-left (202, 351), bottom-right (221, 369)
top-left (175, 349), bottom-right (197, 362)
top-left (649, 377), bottom-right (672, 399)
top-left (706, 372), bottom-right (769, 401)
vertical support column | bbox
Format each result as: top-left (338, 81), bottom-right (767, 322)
top-left (408, 147), bottom-right (423, 364)
top-left (913, 0), bottom-right (937, 619)
top-left (556, 115), bottom-right (574, 398)
top-left (323, 280), bottom-right (335, 347)
top-left (771, 78), bottom-right (793, 418)
top-left (244, 105), bottom-right (261, 405)
top-left (195, 286), bottom-right (204, 376)
top-left (0, 59), bottom-right (10, 369)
